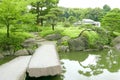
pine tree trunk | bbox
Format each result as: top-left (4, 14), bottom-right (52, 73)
top-left (36, 2), bottom-right (40, 25)
top-left (7, 23), bottom-right (10, 38)
top-left (52, 24), bottom-right (54, 31)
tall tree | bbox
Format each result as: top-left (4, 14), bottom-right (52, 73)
top-left (86, 8), bottom-right (104, 21)
top-left (45, 8), bottom-right (62, 30)
top-left (0, 0), bottom-right (34, 37)
top-left (30, 0), bottom-right (59, 26)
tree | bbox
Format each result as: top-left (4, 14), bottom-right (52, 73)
top-left (85, 8), bottom-right (104, 21)
top-left (0, 0), bottom-right (35, 38)
top-left (30, 0), bottom-right (59, 26)
top-left (102, 8), bottom-right (120, 32)
top-left (45, 8), bottom-right (62, 30)
top-left (103, 4), bottom-right (111, 13)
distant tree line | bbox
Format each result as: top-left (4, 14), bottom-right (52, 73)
top-left (0, 0), bottom-right (120, 38)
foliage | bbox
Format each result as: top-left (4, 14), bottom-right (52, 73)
top-left (0, 0), bottom-right (35, 37)
top-left (45, 8), bottom-right (63, 30)
top-left (39, 27), bottom-right (64, 37)
top-left (82, 31), bottom-right (99, 48)
top-left (60, 7), bottom-right (106, 22)
top-left (10, 24), bottom-right (41, 32)
top-left (63, 22), bottom-right (71, 27)
top-left (68, 16), bottom-right (76, 23)
top-left (61, 27), bottom-right (82, 38)
top-left (102, 8), bottom-right (120, 32)
top-left (85, 8), bottom-right (104, 21)
top-left (103, 4), bottom-right (111, 14)
top-left (30, 0), bottom-right (59, 25)
top-left (0, 29), bottom-right (33, 51)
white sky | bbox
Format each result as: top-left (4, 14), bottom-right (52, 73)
top-left (58, 0), bottom-right (120, 8)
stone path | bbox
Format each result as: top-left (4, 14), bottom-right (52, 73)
top-left (27, 44), bottom-right (61, 77)
top-left (0, 32), bottom-right (61, 79)
top-left (0, 56), bottom-right (31, 80)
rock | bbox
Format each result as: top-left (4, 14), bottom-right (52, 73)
top-left (112, 36), bottom-right (120, 45)
top-left (27, 49), bottom-right (35, 55)
top-left (21, 38), bottom-right (37, 49)
top-left (57, 36), bottom-right (70, 45)
top-left (1, 51), bottom-right (11, 56)
top-left (103, 45), bottom-right (111, 49)
top-left (114, 43), bottom-right (120, 50)
top-left (57, 46), bottom-right (69, 53)
top-left (112, 36), bottom-right (120, 50)
top-left (0, 54), bottom-right (4, 59)
top-left (68, 37), bottom-right (88, 51)
top-left (14, 49), bottom-right (29, 56)
top-left (45, 33), bottom-right (62, 41)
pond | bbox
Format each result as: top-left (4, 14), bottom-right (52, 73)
top-left (26, 49), bottom-right (120, 80)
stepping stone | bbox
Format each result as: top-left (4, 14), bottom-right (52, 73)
top-left (27, 44), bottom-right (61, 77)
top-left (0, 56), bottom-right (31, 80)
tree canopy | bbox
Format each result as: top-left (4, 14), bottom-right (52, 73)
top-left (102, 8), bottom-right (120, 32)
top-left (0, 0), bottom-right (35, 37)
top-left (30, 0), bottom-right (59, 26)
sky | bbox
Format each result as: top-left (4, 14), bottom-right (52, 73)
top-left (58, 0), bottom-right (120, 9)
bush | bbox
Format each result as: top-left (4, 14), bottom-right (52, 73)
top-left (82, 31), bottom-right (99, 48)
top-left (63, 22), bottom-right (71, 27)
top-left (39, 27), bottom-right (64, 37)
top-left (0, 29), bottom-right (33, 52)
top-left (61, 27), bottom-right (82, 38)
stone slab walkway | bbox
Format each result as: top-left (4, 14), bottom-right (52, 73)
top-left (0, 56), bottom-right (31, 80)
top-left (27, 44), bottom-right (61, 77)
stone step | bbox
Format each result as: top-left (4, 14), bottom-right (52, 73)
top-left (27, 44), bottom-right (61, 77)
top-left (0, 56), bottom-right (31, 80)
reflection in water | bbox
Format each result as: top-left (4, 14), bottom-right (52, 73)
top-left (80, 54), bottom-right (100, 66)
top-left (61, 51), bottom-right (120, 80)
top-left (26, 50), bottom-right (120, 80)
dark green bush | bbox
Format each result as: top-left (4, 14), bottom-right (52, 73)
top-left (0, 32), bottom-right (33, 52)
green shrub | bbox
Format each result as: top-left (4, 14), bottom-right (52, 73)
top-left (61, 27), bottom-right (83, 38)
top-left (61, 40), bottom-right (68, 46)
top-left (82, 31), bottom-right (99, 48)
top-left (10, 24), bottom-right (42, 32)
top-left (0, 29), bottom-right (33, 51)
top-left (63, 22), bottom-right (71, 27)
top-left (39, 27), bottom-right (64, 37)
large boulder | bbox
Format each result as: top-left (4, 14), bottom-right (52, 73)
top-left (14, 49), bottom-right (29, 56)
top-left (114, 44), bottom-right (120, 50)
top-left (57, 45), bottom-right (69, 53)
top-left (68, 37), bottom-right (88, 51)
top-left (27, 49), bottom-right (35, 55)
top-left (0, 54), bottom-right (4, 59)
top-left (21, 38), bottom-right (37, 49)
top-left (1, 51), bottom-right (11, 56)
top-left (57, 36), bottom-right (70, 45)
top-left (112, 36), bottom-right (120, 45)
top-left (45, 33), bottom-right (62, 41)
top-left (112, 36), bottom-right (120, 50)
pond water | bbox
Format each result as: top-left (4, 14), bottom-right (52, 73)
top-left (26, 49), bottom-right (120, 80)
